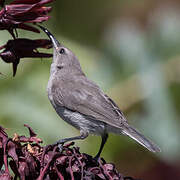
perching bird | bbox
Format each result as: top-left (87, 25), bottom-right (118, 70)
top-left (38, 25), bottom-right (160, 159)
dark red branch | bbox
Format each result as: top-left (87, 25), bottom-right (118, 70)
top-left (0, 125), bottom-right (139, 180)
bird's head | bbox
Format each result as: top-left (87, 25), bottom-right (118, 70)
top-left (38, 25), bottom-right (81, 72)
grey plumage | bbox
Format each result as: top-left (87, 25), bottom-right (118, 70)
top-left (39, 25), bottom-right (160, 158)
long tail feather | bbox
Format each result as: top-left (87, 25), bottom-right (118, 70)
top-left (122, 124), bottom-right (161, 152)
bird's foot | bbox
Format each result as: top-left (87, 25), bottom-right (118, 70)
top-left (57, 143), bottom-right (64, 153)
top-left (93, 155), bottom-right (102, 166)
top-left (52, 139), bottom-right (66, 153)
top-left (94, 155), bottom-right (100, 162)
top-left (93, 156), bottom-right (106, 167)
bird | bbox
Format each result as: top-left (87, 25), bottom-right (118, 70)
top-left (38, 25), bottom-right (161, 159)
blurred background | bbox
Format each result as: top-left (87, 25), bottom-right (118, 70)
top-left (1, 0), bottom-right (180, 179)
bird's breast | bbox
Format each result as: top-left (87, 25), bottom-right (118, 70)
top-left (47, 63), bottom-right (58, 101)
top-left (47, 79), bottom-right (54, 104)
top-left (47, 71), bottom-right (59, 108)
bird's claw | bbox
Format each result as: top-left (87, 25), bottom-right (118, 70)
top-left (57, 143), bottom-right (64, 153)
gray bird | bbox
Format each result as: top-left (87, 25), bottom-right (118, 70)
top-left (39, 25), bottom-right (160, 159)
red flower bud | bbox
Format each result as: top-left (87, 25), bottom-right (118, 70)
top-left (0, 0), bottom-right (53, 38)
top-left (0, 38), bottom-right (52, 76)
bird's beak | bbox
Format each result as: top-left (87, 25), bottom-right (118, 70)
top-left (38, 25), bottom-right (60, 50)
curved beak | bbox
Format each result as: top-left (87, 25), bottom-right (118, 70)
top-left (38, 25), bottom-right (60, 50)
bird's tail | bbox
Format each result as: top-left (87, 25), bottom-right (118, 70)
top-left (122, 123), bottom-right (161, 152)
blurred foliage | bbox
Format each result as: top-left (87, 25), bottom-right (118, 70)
top-left (1, 0), bottom-right (180, 179)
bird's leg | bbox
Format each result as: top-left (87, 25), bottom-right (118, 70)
top-left (94, 133), bottom-right (108, 160)
top-left (54, 130), bottom-right (88, 151)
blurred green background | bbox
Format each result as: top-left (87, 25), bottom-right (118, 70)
top-left (1, 0), bottom-right (180, 179)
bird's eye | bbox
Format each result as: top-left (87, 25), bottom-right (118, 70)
top-left (59, 48), bottom-right (65, 54)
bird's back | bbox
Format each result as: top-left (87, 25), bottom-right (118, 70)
top-left (48, 69), bottom-right (128, 129)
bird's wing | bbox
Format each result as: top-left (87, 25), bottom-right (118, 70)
top-left (53, 76), bottom-right (127, 129)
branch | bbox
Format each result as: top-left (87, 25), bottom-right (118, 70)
top-left (0, 125), bottom-right (139, 180)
